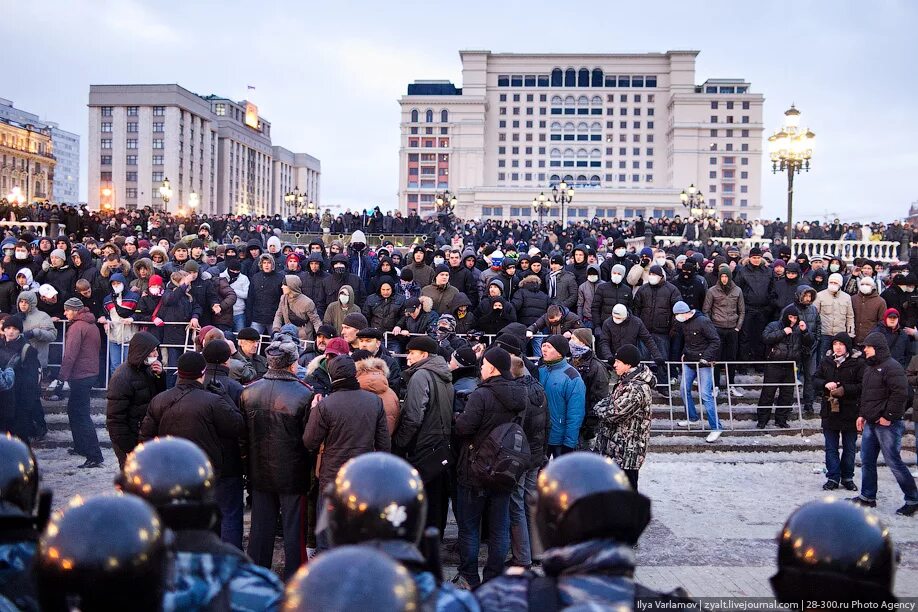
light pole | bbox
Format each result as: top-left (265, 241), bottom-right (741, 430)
top-left (435, 190), bottom-right (457, 231)
top-left (532, 191), bottom-right (551, 225)
top-left (159, 177), bottom-right (173, 214)
top-left (551, 181), bottom-right (574, 227)
top-left (768, 105), bottom-right (815, 248)
top-left (284, 186), bottom-right (304, 216)
top-left (306, 200), bottom-right (317, 217)
top-left (680, 184), bottom-right (715, 218)
top-left (188, 191), bottom-right (199, 213)
top-left (6, 187), bottom-right (26, 207)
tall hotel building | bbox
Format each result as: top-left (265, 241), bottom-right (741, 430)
top-left (399, 50), bottom-right (764, 221)
top-left (88, 84), bottom-right (320, 215)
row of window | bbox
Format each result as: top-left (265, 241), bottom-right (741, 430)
top-left (712, 101), bottom-right (750, 110)
top-left (471, 206), bottom-right (751, 220)
top-left (408, 109), bottom-right (449, 123)
top-left (710, 129), bottom-right (752, 138)
top-left (497, 70), bottom-right (659, 89)
top-left (705, 85), bottom-right (748, 94)
top-left (101, 106), bottom-right (165, 117)
top-left (710, 115), bottom-right (751, 124)
top-left (101, 122), bottom-right (166, 133)
top-left (101, 139), bottom-right (164, 149)
top-left (100, 155), bottom-right (166, 165)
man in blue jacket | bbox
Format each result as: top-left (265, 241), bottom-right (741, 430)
top-left (538, 334), bottom-right (586, 458)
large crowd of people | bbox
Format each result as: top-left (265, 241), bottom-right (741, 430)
top-left (0, 200), bottom-right (916, 608)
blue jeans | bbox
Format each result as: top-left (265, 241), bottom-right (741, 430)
top-left (67, 377), bottom-right (102, 462)
top-left (108, 341), bottom-right (127, 378)
top-left (530, 336), bottom-right (544, 358)
top-left (457, 485), bottom-right (510, 587)
top-left (216, 476), bottom-right (244, 549)
top-left (823, 428), bottom-right (857, 484)
top-left (509, 467), bottom-right (540, 566)
top-left (232, 314), bottom-right (246, 333)
top-left (681, 364), bottom-right (721, 430)
top-left (859, 420), bottom-right (918, 504)
top-left (250, 321), bottom-right (268, 336)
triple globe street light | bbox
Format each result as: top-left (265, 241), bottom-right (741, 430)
top-left (680, 184), bottom-right (715, 218)
top-left (767, 105), bottom-right (815, 248)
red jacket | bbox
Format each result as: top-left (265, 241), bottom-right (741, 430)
top-left (60, 308), bottom-right (101, 381)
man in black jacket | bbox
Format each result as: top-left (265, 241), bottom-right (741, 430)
top-left (851, 332), bottom-right (918, 515)
top-left (106, 331), bottom-right (166, 468)
top-left (591, 264), bottom-right (633, 328)
top-left (453, 347), bottom-right (527, 589)
top-left (448, 249), bottom-right (478, 306)
top-left (356, 327), bottom-right (402, 395)
top-left (245, 254), bottom-right (283, 335)
top-left (735, 247), bottom-right (776, 363)
top-left (239, 338), bottom-right (315, 579)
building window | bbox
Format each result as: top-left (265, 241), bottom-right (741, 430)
top-left (101, 139), bottom-right (112, 149)
top-left (152, 139), bottom-right (164, 149)
top-left (425, 110), bottom-right (433, 122)
top-left (125, 155), bottom-right (136, 165)
top-left (709, 157), bottom-right (717, 165)
top-left (101, 122), bottom-right (112, 132)
top-left (152, 172), bottom-right (164, 182)
top-left (153, 122), bottom-right (164, 132)
top-left (709, 171), bottom-right (717, 179)
top-left (127, 106), bottom-right (138, 116)
top-left (100, 155), bottom-right (112, 165)
top-left (153, 155), bottom-right (164, 165)
top-left (710, 129), bottom-right (718, 137)
top-left (215, 103), bottom-right (226, 116)
top-left (126, 188), bottom-right (138, 198)
top-left (127, 122), bottom-right (139, 133)
top-left (726, 101), bottom-right (734, 110)
top-left (101, 106), bottom-right (113, 117)
top-left (126, 171), bottom-right (138, 182)
top-left (742, 116), bottom-right (750, 124)
top-left (742, 101), bottom-right (750, 110)
top-left (152, 106), bottom-right (165, 117)
top-left (710, 116), bottom-right (718, 123)
top-left (125, 139), bottom-right (137, 149)
top-left (440, 110), bottom-right (448, 122)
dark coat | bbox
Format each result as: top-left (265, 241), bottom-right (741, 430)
top-left (106, 332), bottom-right (166, 464)
top-left (672, 270), bottom-right (707, 313)
top-left (454, 375), bottom-right (529, 488)
top-left (159, 282), bottom-right (199, 346)
top-left (475, 295), bottom-right (517, 335)
top-left (303, 386), bottom-right (390, 490)
top-left (860, 334), bottom-right (909, 423)
top-left (364, 292), bottom-right (406, 332)
top-left (677, 311), bottom-right (720, 363)
top-left (571, 351), bottom-right (611, 440)
top-left (868, 323), bottom-right (914, 369)
top-left (813, 349), bottom-right (865, 432)
top-left (633, 281), bottom-right (681, 335)
top-left (762, 312), bottom-right (814, 365)
top-left (527, 309), bottom-right (583, 335)
top-left (511, 276), bottom-right (551, 327)
top-left (596, 314), bottom-right (661, 362)
top-left (519, 373), bottom-right (548, 469)
top-left (246, 255), bottom-right (284, 326)
top-left (734, 261), bottom-right (776, 311)
top-left (591, 280), bottom-right (633, 328)
top-left (202, 363), bottom-right (245, 478)
top-left (0, 336), bottom-right (40, 440)
top-left (393, 356), bottom-right (454, 468)
top-left (323, 255), bottom-right (368, 308)
top-left (299, 258), bottom-right (329, 315)
top-left (140, 379), bottom-right (244, 478)
top-left (448, 264), bottom-right (478, 306)
top-left (239, 369), bottom-right (315, 494)
top-left (36, 264), bottom-right (77, 302)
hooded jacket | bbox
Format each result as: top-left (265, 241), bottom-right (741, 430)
top-left (527, 306), bottom-right (583, 335)
top-left (475, 292), bottom-right (517, 335)
top-left (812, 343), bottom-right (864, 432)
top-left (454, 375), bottom-right (530, 489)
top-left (0, 269), bottom-right (16, 315)
top-left (593, 363), bottom-right (656, 469)
top-left (393, 295), bottom-right (438, 336)
top-left (780, 285), bottom-right (821, 350)
top-left (703, 268), bottom-right (745, 330)
top-left (17, 290), bottom-right (57, 368)
top-left (511, 275), bottom-right (551, 327)
top-left (322, 284), bottom-right (360, 333)
top-left (299, 252), bottom-right (328, 315)
top-left (772, 263), bottom-right (803, 312)
top-left (130, 257), bottom-right (154, 296)
top-left (406, 258), bottom-right (435, 289)
top-left (59, 308), bottom-right (100, 381)
top-left (448, 261), bottom-right (478, 306)
top-left (106, 332), bottom-right (165, 465)
top-left (246, 253), bottom-right (284, 326)
top-left (36, 257), bottom-right (76, 302)
top-left (576, 264), bottom-right (602, 325)
top-left (672, 263), bottom-right (707, 313)
top-left (393, 355), bottom-right (454, 467)
top-left (272, 275), bottom-right (322, 341)
top-left (323, 254), bottom-right (367, 308)
top-left (860, 332), bottom-right (909, 423)
top-left (0, 334), bottom-right (40, 439)
top-left (450, 292), bottom-right (476, 335)
top-left (868, 321), bottom-right (914, 369)
top-left (355, 357), bottom-right (401, 434)
top-left (852, 285), bottom-right (887, 344)
top-left (762, 308), bottom-right (814, 365)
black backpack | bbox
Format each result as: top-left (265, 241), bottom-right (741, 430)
top-left (469, 415), bottom-right (530, 492)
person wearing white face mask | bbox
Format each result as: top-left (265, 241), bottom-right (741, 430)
top-left (576, 264), bottom-right (602, 328)
top-left (102, 272), bottom-right (139, 378)
top-left (814, 272), bottom-right (855, 358)
top-left (591, 264), bottom-right (633, 329)
top-left (852, 277), bottom-right (887, 347)
top-left (595, 303), bottom-right (664, 370)
top-left (672, 301), bottom-right (722, 442)
top-left (599, 238), bottom-right (634, 282)
top-left (632, 265), bottom-right (681, 366)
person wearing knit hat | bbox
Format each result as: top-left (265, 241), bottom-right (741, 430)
top-left (539, 332), bottom-right (586, 458)
top-left (613, 344), bottom-right (641, 368)
top-left (202, 338), bottom-right (233, 365)
top-left (340, 312), bottom-right (368, 349)
top-left (749, 246), bottom-right (763, 258)
top-left (569, 325), bottom-right (608, 448)
top-left (571, 327), bottom-right (593, 348)
top-left (63, 297), bottom-right (84, 311)
top-left (707, 263), bottom-right (745, 397)
top-left (420, 265), bottom-right (459, 316)
top-left (482, 346), bottom-right (512, 378)
top-left (176, 352), bottom-right (207, 380)
top-left (264, 338), bottom-right (299, 370)
top-left (405, 334), bottom-right (438, 357)
top-left (813, 331), bottom-right (861, 491)
top-left (451, 347), bottom-right (478, 369)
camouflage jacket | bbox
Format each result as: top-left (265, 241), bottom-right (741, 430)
top-left (164, 548), bottom-right (284, 612)
top-left (0, 541), bottom-right (38, 612)
top-left (592, 363), bottom-right (655, 470)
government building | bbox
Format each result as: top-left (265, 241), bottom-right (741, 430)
top-left (399, 50), bottom-right (764, 222)
top-left (88, 84), bottom-right (320, 216)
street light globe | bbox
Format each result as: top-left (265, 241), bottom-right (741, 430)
top-left (783, 105), bottom-right (801, 129)
top-left (101, 188), bottom-right (112, 197)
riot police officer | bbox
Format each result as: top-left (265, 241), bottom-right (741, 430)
top-left (771, 499), bottom-right (898, 605)
top-left (0, 434), bottom-right (47, 612)
top-left (117, 436), bottom-right (284, 611)
top-left (475, 452), bottom-right (687, 610)
top-left (326, 452), bottom-right (479, 611)
top-left (283, 545), bottom-right (418, 612)
top-left (36, 494), bottom-right (168, 611)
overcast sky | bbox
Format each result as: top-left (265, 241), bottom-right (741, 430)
top-left (7, 0), bottom-right (916, 222)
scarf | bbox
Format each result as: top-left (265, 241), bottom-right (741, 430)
top-left (833, 352), bottom-right (848, 367)
top-left (570, 342), bottom-right (590, 359)
top-left (547, 270), bottom-right (559, 298)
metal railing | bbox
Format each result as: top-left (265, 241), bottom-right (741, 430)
top-left (646, 234), bottom-right (903, 264)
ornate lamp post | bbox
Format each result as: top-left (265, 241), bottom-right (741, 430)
top-left (768, 105), bottom-right (815, 247)
top-left (158, 177), bottom-right (173, 214)
top-left (188, 191), bottom-right (199, 212)
top-left (435, 190), bottom-right (457, 231)
top-left (680, 184), bottom-right (715, 218)
top-left (532, 191), bottom-right (551, 225)
top-left (551, 181), bottom-right (574, 227)
top-left (284, 186), bottom-right (304, 216)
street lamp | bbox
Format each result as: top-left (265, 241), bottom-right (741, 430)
top-left (188, 191), bottom-right (200, 211)
top-left (101, 187), bottom-right (113, 211)
top-left (679, 184), bottom-right (715, 218)
top-left (551, 181), bottom-right (574, 226)
top-left (159, 177), bottom-right (173, 213)
top-left (5, 187), bottom-right (25, 207)
top-left (305, 200), bottom-right (317, 216)
top-left (284, 186), bottom-right (304, 215)
top-left (435, 190), bottom-right (457, 231)
top-left (532, 191), bottom-right (552, 225)
top-left (768, 105), bottom-right (815, 247)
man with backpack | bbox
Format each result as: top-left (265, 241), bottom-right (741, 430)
top-left (453, 346), bottom-right (530, 589)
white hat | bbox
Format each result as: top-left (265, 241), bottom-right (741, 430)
top-left (828, 273), bottom-right (844, 286)
top-left (38, 284), bottom-right (58, 299)
top-left (612, 304), bottom-right (629, 320)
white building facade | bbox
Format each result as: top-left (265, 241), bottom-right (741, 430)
top-left (0, 98), bottom-right (79, 203)
top-left (398, 50), bottom-right (764, 221)
top-left (88, 85), bottom-right (320, 216)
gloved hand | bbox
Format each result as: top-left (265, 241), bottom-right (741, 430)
top-left (41, 260), bottom-right (50, 272)
top-left (829, 387), bottom-right (844, 398)
top-left (22, 330), bottom-right (34, 341)
top-left (654, 359), bottom-right (666, 372)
